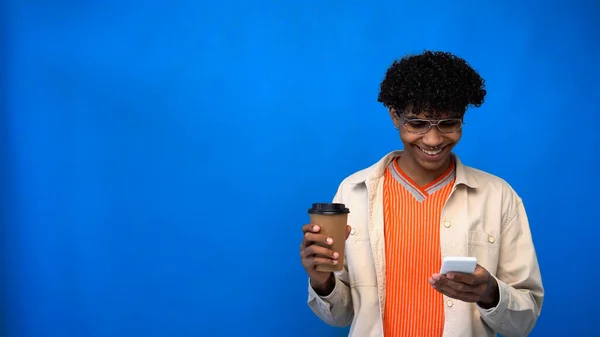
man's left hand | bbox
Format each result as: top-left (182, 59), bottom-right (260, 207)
top-left (429, 264), bottom-right (500, 309)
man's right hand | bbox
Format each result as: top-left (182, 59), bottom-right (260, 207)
top-left (300, 224), bottom-right (352, 296)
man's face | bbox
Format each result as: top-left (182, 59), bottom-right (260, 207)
top-left (389, 108), bottom-right (463, 173)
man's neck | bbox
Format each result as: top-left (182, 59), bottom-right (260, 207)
top-left (396, 155), bottom-right (453, 187)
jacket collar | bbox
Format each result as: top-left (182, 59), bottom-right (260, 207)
top-left (346, 150), bottom-right (479, 188)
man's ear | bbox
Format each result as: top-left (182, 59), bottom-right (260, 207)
top-left (388, 107), bottom-right (401, 128)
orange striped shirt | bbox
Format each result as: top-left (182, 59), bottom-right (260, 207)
top-left (383, 157), bottom-right (456, 337)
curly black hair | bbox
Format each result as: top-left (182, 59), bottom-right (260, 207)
top-left (377, 51), bottom-right (486, 118)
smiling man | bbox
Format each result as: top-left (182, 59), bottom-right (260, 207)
top-left (300, 51), bottom-right (544, 337)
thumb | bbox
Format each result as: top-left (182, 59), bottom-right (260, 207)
top-left (346, 225), bottom-right (352, 239)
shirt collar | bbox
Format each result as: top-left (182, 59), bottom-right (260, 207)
top-left (346, 150), bottom-right (479, 189)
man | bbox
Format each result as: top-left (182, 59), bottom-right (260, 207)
top-left (299, 51), bottom-right (544, 337)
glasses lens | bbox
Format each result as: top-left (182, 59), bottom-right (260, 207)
top-left (405, 120), bottom-right (431, 133)
top-left (437, 119), bottom-right (462, 133)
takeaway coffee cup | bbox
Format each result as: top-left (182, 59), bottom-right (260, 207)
top-left (308, 203), bottom-right (350, 272)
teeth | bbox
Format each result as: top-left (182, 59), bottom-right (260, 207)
top-left (419, 147), bottom-right (442, 156)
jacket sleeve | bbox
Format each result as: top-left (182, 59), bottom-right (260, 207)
top-left (477, 198), bottom-right (544, 337)
top-left (306, 183), bottom-right (354, 327)
top-left (307, 272), bottom-right (354, 327)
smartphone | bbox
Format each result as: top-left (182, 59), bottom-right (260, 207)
top-left (439, 256), bottom-right (477, 275)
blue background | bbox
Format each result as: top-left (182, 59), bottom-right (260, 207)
top-left (1, 1), bottom-right (598, 336)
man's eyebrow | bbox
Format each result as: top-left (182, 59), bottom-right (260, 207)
top-left (404, 116), bottom-right (430, 120)
top-left (405, 115), bottom-right (461, 120)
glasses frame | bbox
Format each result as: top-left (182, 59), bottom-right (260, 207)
top-left (399, 115), bottom-right (464, 135)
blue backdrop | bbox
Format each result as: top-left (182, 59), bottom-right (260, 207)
top-left (2, 1), bottom-right (598, 336)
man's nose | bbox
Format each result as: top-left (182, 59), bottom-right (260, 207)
top-left (422, 126), bottom-right (444, 147)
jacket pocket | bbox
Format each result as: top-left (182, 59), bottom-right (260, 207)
top-left (468, 230), bottom-right (500, 273)
top-left (468, 230), bottom-right (499, 248)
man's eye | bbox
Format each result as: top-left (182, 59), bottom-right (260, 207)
top-left (439, 120), bottom-right (460, 127)
top-left (408, 121), bottom-right (429, 128)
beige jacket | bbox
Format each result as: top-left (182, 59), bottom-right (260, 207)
top-left (307, 150), bottom-right (544, 337)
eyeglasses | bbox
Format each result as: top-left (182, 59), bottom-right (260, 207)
top-left (400, 116), bottom-right (464, 134)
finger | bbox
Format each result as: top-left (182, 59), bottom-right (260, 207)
top-left (431, 275), bottom-right (483, 295)
top-left (302, 224), bottom-right (321, 234)
top-left (304, 232), bottom-right (334, 246)
top-left (345, 225), bottom-right (352, 239)
top-left (432, 281), bottom-right (480, 302)
top-left (445, 272), bottom-right (484, 285)
top-left (300, 225), bottom-right (325, 249)
top-left (302, 244), bottom-right (339, 260)
top-left (303, 256), bottom-right (339, 269)
top-left (473, 264), bottom-right (491, 280)
top-left (430, 276), bottom-right (482, 301)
